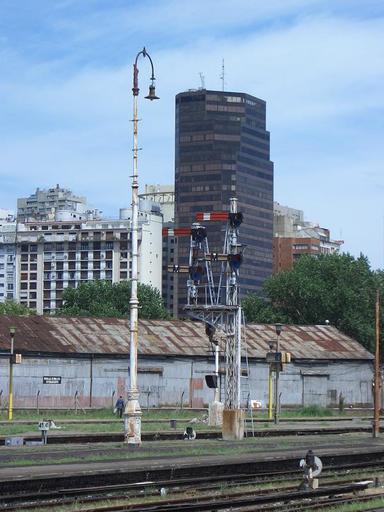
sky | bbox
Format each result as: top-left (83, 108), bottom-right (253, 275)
top-left (0, 0), bottom-right (383, 269)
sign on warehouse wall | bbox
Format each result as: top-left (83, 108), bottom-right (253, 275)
top-left (43, 376), bottom-right (62, 384)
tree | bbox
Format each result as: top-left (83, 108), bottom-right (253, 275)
top-left (242, 253), bottom-right (383, 352)
top-left (58, 281), bottom-right (169, 320)
top-left (0, 300), bottom-right (33, 315)
top-left (242, 294), bottom-right (286, 324)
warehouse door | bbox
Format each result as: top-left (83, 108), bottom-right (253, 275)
top-left (303, 375), bottom-right (328, 407)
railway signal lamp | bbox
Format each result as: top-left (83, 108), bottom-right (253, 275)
top-left (228, 253), bottom-right (243, 271)
top-left (189, 265), bottom-right (204, 283)
top-left (229, 212), bottom-right (243, 228)
top-left (205, 374), bottom-right (218, 388)
top-left (191, 226), bottom-right (207, 243)
top-left (205, 323), bottom-right (216, 342)
top-left (275, 323), bottom-right (283, 336)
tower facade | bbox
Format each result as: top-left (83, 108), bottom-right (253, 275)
top-left (174, 89), bottom-right (273, 311)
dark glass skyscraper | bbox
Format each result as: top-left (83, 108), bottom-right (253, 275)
top-left (174, 89), bottom-right (273, 310)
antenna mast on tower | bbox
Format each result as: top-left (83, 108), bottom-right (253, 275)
top-left (199, 72), bottom-right (205, 89)
top-left (220, 59), bottom-right (225, 92)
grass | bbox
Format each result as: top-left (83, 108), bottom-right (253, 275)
top-left (282, 405), bottom-right (334, 417)
top-left (326, 496), bottom-right (384, 511)
top-left (0, 409), bottom-right (213, 436)
top-left (0, 405), bottom-right (363, 438)
top-left (0, 408), bottom-right (200, 422)
top-left (1, 440), bottom-right (263, 467)
top-left (243, 406), bottom-right (337, 421)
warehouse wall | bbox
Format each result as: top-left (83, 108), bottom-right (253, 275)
top-left (0, 356), bottom-right (374, 409)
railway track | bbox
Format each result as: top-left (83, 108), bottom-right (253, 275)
top-left (2, 453), bottom-right (384, 511)
top-left (0, 424), bottom-right (380, 445)
top-left (0, 479), bottom-right (377, 511)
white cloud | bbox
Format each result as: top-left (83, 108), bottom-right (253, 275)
top-left (0, 2), bottom-right (383, 268)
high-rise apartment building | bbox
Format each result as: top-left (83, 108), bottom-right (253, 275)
top-left (273, 202), bottom-right (343, 272)
top-left (0, 218), bottom-right (17, 303)
top-left (174, 89), bottom-right (274, 310)
top-left (1, 186), bottom-right (164, 313)
top-left (17, 185), bottom-right (101, 222)
top-left (14, 205), bottom-right (162, 314)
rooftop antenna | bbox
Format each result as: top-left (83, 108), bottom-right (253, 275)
top-left (220, 58), bottom-right (225, 92)
top-left (199, 72), bottom-right (205, 89)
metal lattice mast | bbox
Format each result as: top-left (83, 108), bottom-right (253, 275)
top-left (223, 198), bottom-right (242, 409)
top-left (166, 199), bottom-right (245, 438)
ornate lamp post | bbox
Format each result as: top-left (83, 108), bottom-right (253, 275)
top-left (124, 47), bottom-right (159, 447)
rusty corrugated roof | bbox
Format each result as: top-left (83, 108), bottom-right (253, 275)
top-left (0, 315), bottom-right (373, 360)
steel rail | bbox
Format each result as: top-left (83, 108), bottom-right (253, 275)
top-left (0, 425), bottom-right (380, 446)
top-left (2, 450), bottom-right (384, 496)
top-left (1, 478), bottom-right (376, 512)
top-left (1, 459), bottom-right (384, 510)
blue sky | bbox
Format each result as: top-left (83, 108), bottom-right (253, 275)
top-left (0, 0), bottom-right (383, 269)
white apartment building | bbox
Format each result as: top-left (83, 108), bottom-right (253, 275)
top-left (139, 185), bottom-right (175, 223)
top-left (17, 185), bottom-right (101, 222)
top-left (0, 221), bottom-right (17, 303)
top-left (13, 205), bottom-right (162, 314)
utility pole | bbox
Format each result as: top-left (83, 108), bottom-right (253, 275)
top-left (274, 323), bottom-right (283, 425)
top-left (8, 327), bottom-right (15, 421)
top-left (268, 365), bottom-right (273, 420)
top-left (373, 289), bottom-right (381, 437)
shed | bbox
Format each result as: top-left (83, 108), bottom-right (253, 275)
top-left (0, 316), bottom-right (374, 409)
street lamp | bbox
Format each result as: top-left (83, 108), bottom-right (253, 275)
top-left (8, 327), bottom-right (15, 421)
top-left (274, 323), bottom-right (283, 425)
top-left (124, 47), bottom-right (159, 448)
